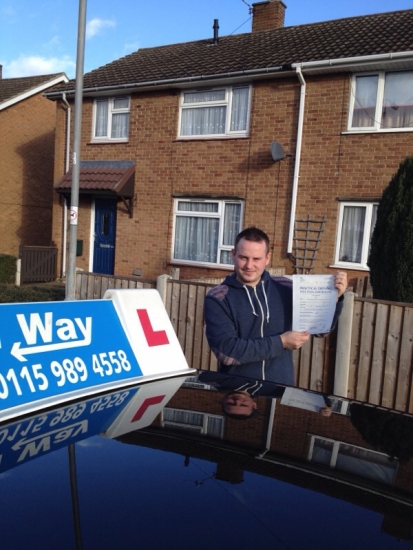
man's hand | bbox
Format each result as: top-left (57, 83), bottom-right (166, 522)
top-left (334, 271), bottom-right (348, 299)
top-left (280, 331), bottom-right (310, 350)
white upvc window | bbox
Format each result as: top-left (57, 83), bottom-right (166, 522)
top-left (348, 71), bottom-right (413, 131)
top-left (162, 408), bottom-right (224, 438)
top-left (308, 436), bottom-right (398, 486)
top-left (93, 97), bottom-right (130, 141)
top-left (172, 198), bottom-right (243, 267)
top-left (178, 85), bottom-right (251, 138)
top-left (334, 201), bottom-right (378, 269)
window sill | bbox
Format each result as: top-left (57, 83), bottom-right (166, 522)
top-left (342, 128), bottom-right (413, 135)
top-left (89, 139), bottom-right (129, 144)
top-left (329, 264), bottom-right (370, 272)
top-left (176, 135), bottom-right (249, 142)
top-left (169, 260), bottom-right (234, 270)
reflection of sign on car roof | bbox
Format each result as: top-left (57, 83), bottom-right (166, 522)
top-left (0, 289), bottom-right (193, 421)
top-left (0, 388), bottom-right (137, 474)
top-left (0, 374), bottom-right (188, 475)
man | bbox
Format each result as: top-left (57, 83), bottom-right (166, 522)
top-left (204, 227), bottom-right (347, 385)
top-left (198, 371), bottom-right (333, 420)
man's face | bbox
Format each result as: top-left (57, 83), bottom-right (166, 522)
top-left (222, 392), bottom-right (257, 417)
top-left (232, 238), bottom-right (271, 287)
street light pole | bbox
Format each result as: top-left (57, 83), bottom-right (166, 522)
top-left (66, 0), bottom-right (87, 300)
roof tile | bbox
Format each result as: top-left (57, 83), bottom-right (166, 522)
top-left (51, 10), bottom-right (413, 94)
top-left (0, 73), bottom-right (66, 104)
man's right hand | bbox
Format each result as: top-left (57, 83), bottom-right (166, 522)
top-left (280, 331), bottom-right (310, 350)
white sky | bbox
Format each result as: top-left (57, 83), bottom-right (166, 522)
top-left (1, 0), bottom-right (412, 79)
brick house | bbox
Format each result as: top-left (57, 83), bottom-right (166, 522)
top-left (0, 69), bottom-right (68, 257)
top-left (46, 1), bottom-right (413, 281)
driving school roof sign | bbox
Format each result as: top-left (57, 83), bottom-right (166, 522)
top-left (0, 289), bottom-right (193, 421)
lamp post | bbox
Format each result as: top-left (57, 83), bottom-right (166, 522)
top-left (66, 0), bottom-right (87, 300)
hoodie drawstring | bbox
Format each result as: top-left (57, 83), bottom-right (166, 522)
top-left (261, 281), bottom-right (270, 323)
top-left (243, 283), bottom-right (270, 322)
top-left (243, 285), bottom-right (258, 316)
top-left (235, 381), bottom-right (263, 395)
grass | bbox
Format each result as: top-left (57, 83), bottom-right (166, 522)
top-left (0, 283), bottom-right (66, 303)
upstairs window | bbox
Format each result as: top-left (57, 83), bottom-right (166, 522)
top-left (349, 71), bottom-right (413, 131)
top-left (179, 86), bottom-right (251, 138)
top-left (334, 201), bottom-right (378, 269)
top-left (172, 198), bottom-right (243, 267)
top-left (162, 408), bottom-right (224, 438)
top-left (93, 97), bottom-right (130, 141)
top-left (309, 436), bottom-right (398, 486)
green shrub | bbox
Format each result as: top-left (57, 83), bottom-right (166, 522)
top-left (0, 254), bottom-right (17, 284)
top-left (368, 156), bottom-right (413, 302)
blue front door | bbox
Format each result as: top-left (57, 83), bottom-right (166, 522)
top-left (93, 198), bottom-right (117, 275)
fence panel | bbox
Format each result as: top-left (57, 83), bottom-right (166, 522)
top-left (356, 301), bottom-right (376, 402)
top-left (310, 337), bottom-right (325, 392)
top-left (164, 280), bottom-right (217, 371)
top-left (382, 305), bottom-right (403, 409)
top-left (75, 272), bottom-right (156, 299)
top-left (368, 303), bottom-right (388, 405)
top-left (348, 297), bottom-right (413, 413)
top-left (296, 341), bottom-right (311, 389)
top-left (348, 299), bottom-right (363, 400)
top-left (396, 307), bottom-right (413, 411)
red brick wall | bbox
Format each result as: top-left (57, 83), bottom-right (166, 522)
top-left (51, 73), bottom-right (413, 281)
top-left (0, 93), bottom-right (57, 257)
top-left (252, 0), bottom-right (286, 32)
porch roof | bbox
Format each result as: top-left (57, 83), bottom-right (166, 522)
top-left (55, 160), bottom-right (135, 217)
top-left (55, 161), bottom-right (135, 196)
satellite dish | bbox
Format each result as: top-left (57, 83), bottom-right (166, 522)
top-left (270, 141), bottom-right (285, 162)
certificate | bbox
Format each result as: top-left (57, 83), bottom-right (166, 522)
top-left (292, 274), bottom-right (337, 334)
top-left (281, 387), bottom-right (327, 412)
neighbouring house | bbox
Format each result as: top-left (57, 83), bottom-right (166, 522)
top-left (46, 1), bottom-right (413, 282)
top-left (0, 68), bottom-right (68, 257)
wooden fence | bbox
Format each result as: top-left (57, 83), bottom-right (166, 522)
top-left (346, 296), bottom-right (413, 413)
top-left (164, 279), bottom-right (217, 372)
top-left (75, 272), bottom-right (413, 413)
top-left (75, 271), bottom-right (155, 300)
top-left (19, 245), bottom-right (57, 283)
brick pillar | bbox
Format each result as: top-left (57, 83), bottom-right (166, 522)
top-left (252, 0), bottom-right (286, 32)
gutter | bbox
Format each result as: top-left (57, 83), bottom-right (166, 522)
top-left (287, 67), bottom-right (306, 256)
top-left (45, 50), bottom-right (413, 99)
top-left (45, 66), bottom-right (286, 98)
top-left (257, 398), bottom-right (277, 459)
top-left (291, 50), bottom-right (413, 72)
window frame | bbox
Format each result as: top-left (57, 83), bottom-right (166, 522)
top-left (92, 96), bottom-right (130, 142)
top-left (308, 435), bottom-right (398, 485)
top-left (161, 407), bottom-right (224, 438)
top-left (348, 70), bottom-right (413, 132)
top-left (171, 198), bottom-right (244, 268)
top-left (334, 201), bottom-right (378, 270)
top-left (178, 85), bottom-right (251, 139)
